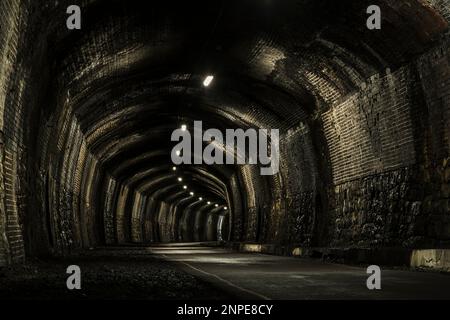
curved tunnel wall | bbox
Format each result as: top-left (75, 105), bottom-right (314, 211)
top-left (0, 0), bottom-right (449, 265)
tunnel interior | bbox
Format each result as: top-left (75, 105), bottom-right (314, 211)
top-left (0, 0), bottom-right (449, 265)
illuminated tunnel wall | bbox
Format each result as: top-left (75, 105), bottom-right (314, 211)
top-left (0, 0), bottom-right (449, 264)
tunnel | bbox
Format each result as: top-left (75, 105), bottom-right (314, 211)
top-left (0, 0), bottom-right (449, 302)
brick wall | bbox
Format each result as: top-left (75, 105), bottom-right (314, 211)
top-left (323, 40), bottom-right (449, 247)
top-left (0, 0), bottom-right (27, 265)
top-left (0, 0), bottom-right (448, 264)
top-left (323, 66), bottom-right (418, 185)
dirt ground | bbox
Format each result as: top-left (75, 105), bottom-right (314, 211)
top-left (0, 248), bottom-right (232, 300)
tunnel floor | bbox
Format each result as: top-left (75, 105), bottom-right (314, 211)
top-left (1, 243), bottom-right (450, 300)
top-left (0, 245), bottom-right (233, 300)
top-left (149, 244), bottom-right (450, 300)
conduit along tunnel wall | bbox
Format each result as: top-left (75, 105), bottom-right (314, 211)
top-left (0, 0), bottom-right (449, 300)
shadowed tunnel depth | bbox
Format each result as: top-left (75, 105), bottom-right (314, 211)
top-left (0, 0), bottom-right (449, 300)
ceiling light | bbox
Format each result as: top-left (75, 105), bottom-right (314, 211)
top-left (215, 204), bottom-right (219, 207)
top-left (172, 166), bottom-right (177, 171)
top-left (178, 177), bottom-right (183, 182)
top-left (181, 124), bottom-right (187, 131)
top-left (175, 150), bottom-right (181, 156)
top-left (190, 192), bottom-right (194, 196)
top-left (183, 185), bottom-right (187, 189)
top-left (203, 75), bottom-right (214, 87)
top-left (207, 201), bottom-right (211, 205)
top-left (224, 207), bottom-right (228, 210)
top-left (199, 197), bottom-right (203, 201)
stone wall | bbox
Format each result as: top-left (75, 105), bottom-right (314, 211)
top-left (0, 0), bottom-right (33, 265)
top-left (323, 40), bottom-right (449, 248)
top-left (0, 0), bottom-right (448, 266)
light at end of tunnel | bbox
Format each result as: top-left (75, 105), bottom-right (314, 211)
top-left (178, 177), bottom-right (183, 182)
top-left (181, 124), bottom-right (187, 131)
top-left (183, 185), bottom-right (187, 189)
top-left (203, 75), bottom-right (214, 87)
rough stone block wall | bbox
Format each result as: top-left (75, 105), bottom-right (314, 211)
top-left (238, 165), bottom-right (258, 241)
top-left (131, 192), bottom-right (144, 243)
top-left (103, 177), bottom-right (117, 244)
top-left (324, 40), bottom-right (450, 248)
top-left (115, 185), bottom-right (130, 243)
top-left (144, 197), bottom-right (158, 242)
top-left (332, 167), bottom-right (419, 247)
top-left (278, 125), bottom-right (319, 246)
top-left (230, 173), bottom-right (244, 241)
top-left (285, 191), bottom-right (315, 246)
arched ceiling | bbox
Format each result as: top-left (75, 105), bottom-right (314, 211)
top-left (42, 0), bottom-right (447, 222)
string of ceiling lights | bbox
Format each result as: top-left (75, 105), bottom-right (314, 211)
top-left (172, 164), bottom-right (227, 211)
top-left (172, 76), bottom-right (228, 211)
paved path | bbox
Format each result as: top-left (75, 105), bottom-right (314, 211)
top-left (147, 243), bottom-right (450, 300)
